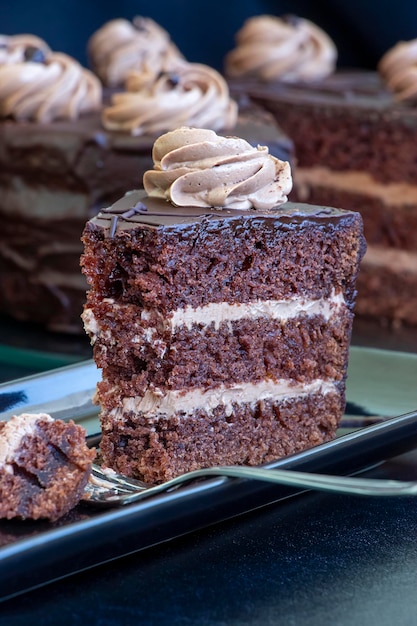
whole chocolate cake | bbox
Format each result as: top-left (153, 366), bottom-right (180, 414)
top-left (0, 30), bottom-right (293, 333)
top-left (0, 413), bottom-right (95, 521)
top-left (226, 16), bottom-right (417, 327)
top-left (81, 127), bottom-right (365, 484)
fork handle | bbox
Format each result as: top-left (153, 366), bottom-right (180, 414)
top-left (108, 465), bottom-right (417, 506)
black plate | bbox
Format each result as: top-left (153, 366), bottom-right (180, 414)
top-left (0, 347), bottom-right (417, 601)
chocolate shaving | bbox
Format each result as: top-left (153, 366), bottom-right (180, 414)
top-left (102, 201), bottom-right (148, 216)
top-left (102, 201), bottom-right (148, 237)
top-left (24, 46), bottom-right (46, 64)
top-left (166, 73), bottom-right (180, 87)
top-left (132, 16), bottom-right (148, 32)
top-left (281, 14), bottom-right (301, 27)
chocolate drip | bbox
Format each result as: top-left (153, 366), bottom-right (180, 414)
top-left (93, 190), bottom-right (354, 239)
top-left (101, 201), bottom-right (148, 237)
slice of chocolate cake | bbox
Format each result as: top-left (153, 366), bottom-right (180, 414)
top-left (81, 127), bottom-right (365, 484)
top-left (0, 413), bottom-right (95, 521)
top-left (238, 71), bottom-right (417, 327)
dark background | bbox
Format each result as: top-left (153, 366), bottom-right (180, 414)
top-left (2, 0), bottom-right (417, 72)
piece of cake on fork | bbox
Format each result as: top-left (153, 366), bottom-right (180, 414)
top-left (0, 413), bottom-right (95, 521)
top-left (81, 127), bottom-right (365, 484)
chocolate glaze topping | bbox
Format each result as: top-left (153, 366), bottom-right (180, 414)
top-left (230, 71), bottom-right (417, 117)
top-left (92, 189), bottom-right (356, 236)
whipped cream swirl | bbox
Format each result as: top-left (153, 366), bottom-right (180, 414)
top-left (143, 127), bottom-right (292, 211)
top-left (0, 47), bottom-right (102, 122)
top-left (378, 39), bottom-right (417, 101)
top-left (102, 62), bottom-right (238, 135)
top-left (225, 14), bottom-right (337, 82)
top-left (88, 16), bottom-right (184, 87)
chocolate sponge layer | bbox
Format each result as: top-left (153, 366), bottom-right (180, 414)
top-left (100, 391), bottom-right (343, 483)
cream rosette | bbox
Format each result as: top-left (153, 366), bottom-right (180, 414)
top-left (379, 39), bottom-right (417, 102)
top-left (88, 16), bottom-right (184, 87)
top-left (143, 127), bottom-right (292, 211)
top-left (0, 49), bottom-right (102, 122)
top-left (102, 62), bottom-right (238, 135)
top-left (225, 14), bottom-right (337, 82)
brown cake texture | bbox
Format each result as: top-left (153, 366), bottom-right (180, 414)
top-left (225, 18), bottom-right (417, 326)
top-left (81, 128), bottom-right (365, 483)
top-left (0, 39), bottom-right (293, 334)
top-left (0, 413), bottom-right (95, 521)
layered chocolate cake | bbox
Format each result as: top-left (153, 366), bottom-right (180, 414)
top-left (226, 16), bottom-right (417, 326)
top-left (0, 34), bottom-right (103, 333)
top-left (81, 127), bottom-right (365, 484)
top-left (244, 71), bottom-right (417, 326)
top-left (0, 32), bottom-right (292, 333)
top-left (0, 413), bottom-right (95, 521)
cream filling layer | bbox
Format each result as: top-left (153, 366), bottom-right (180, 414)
top-left (165, 291), bottom-right (345, 331)
top-left (84, 291), bottom-right (345, 343)
top-left (295, 166), bottom-right (417, 206)
top-left (0, 413), bottom-right (52, 474)
top-left (109, 378), bottom-right (338, 421)
top-left (362, 244), bottom-right (417, 274)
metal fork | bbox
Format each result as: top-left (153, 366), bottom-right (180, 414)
top-left (83, 462), bottom-right (417, 507)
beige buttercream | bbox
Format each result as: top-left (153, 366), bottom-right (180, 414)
top-left (363, 245), bottom-right (417, 275)
top-left (88, 17), bottom-right (184, 87)
top-left (102, 62), bottom-right (238, 135)
top-left (110, 378), bottom-right (338, 421)
top-left (0, 50), bottom-right (102, 122)
top-left (225, 14), bottom-right (337, 82)
top-left (143, 127), bottom-right (292, 210)
top-left (378, 39), bottom-right (417, 101)
top-left (83, 292), bottom-right (344, 359)
top-left (295, 165), bottom-right (417, 206)
top-left (0, 413), bottom-right (52, 473)
top-left (0, 34), bottom-right (51, 64)
top-left (169, 291), bottom-right (344, 330)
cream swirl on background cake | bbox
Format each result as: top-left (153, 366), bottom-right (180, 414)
top-left (102, 62), bottom-right (238, 136)
top-left (378, 38), bottom-right (417, 102)
top-left (88, 16), bottom-right (184, 87)
top-left (143, 127), bottom-right (292, 210)
top-left (0, 40), bottom-right (101, 122)
top-left (224, 14), bottom-right (337, 82)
